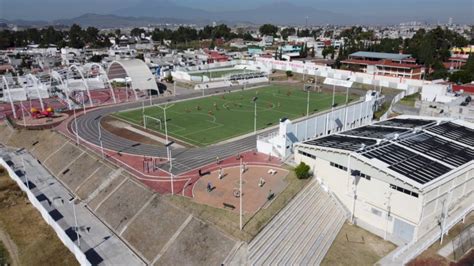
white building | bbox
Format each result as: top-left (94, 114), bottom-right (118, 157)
top-left (294, 116), bottom-right (473, 245)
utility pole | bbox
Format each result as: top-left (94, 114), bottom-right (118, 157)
top-left (239, 158), bottom-right (243, 231)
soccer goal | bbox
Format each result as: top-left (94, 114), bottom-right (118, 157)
top-left (143, 115), bottom-right (162, 130)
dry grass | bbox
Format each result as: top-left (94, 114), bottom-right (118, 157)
top-left (0, 240), bottom-right (11, 265)
top-left (321, 222), bottom-right (396, 266)
top-left (0, 167), bottom-right (78, 266)
top-left (166, 167), bottom-right (310, 242)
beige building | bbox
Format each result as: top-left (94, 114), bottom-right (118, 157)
top-left (294, 116), bottom-right (473, 245)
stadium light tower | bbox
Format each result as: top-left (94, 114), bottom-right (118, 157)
top-left (304, 84), bottom-right (312, 117)
top-left (166, 141), bottom-right (175, 194)
top-left (239, 157), bottom-right (243, 230)
top-left (68, 197), bottom-right (81, 249)
top-left (252, 97), bottom-right (258, 134)
top-left (95, 115), bottom-right (105, 158)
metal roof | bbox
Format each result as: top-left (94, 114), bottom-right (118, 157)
top-left (349, 51), bottom-right (412, 61)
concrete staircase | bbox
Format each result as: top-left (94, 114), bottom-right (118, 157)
top-left (248, 181), bottom-right (346, 265)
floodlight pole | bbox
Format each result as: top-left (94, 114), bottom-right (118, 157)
top-left (3, 77), bottom-right (17, 119)
top-left (305, 85), bottom-right (310, 117)
top-left (239, 158), bottom-right (243, 231)
top-left (71, 198), bottom-right (80, 248)
top-left (253, 99), bottom-right (258, 134)
top-left (173, 81), bottom-right (176, 97)
top-left (21, 157), bottom-right (29, 190)
top-left (72, 107), bottom-right (79, 145)
top-left (20, 101), bottom-right (26, 126)
top-left (98, 120), bottom-right (104, 159)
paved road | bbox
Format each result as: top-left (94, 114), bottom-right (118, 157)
top-left (74, 84), bottom-right (270, 175)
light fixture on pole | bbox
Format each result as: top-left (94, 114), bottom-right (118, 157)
top-left (304, 84), bottom-right (312, 117)
top-left (69, 197), bottom-right (81, 249)
top-left (95, 115), bottom-right (104, 158)
top-left (21, 157), bottom-right (29, 190)
top-left (166, 140), bottom-right (175, 194)
top-left (239, 157), bottom-right (243, 231)
top-left (72, 106), bottom-right (79, 145)
top-left (252, 96), bottom-right (258, 134)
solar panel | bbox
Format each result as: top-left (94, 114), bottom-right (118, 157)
top-left (304, 135), bottom-right (377, 151)
top-left (426, 122), bottom-right (474, 147)
top-left (362, 144), bottom-right (452, 184)
top-left (398, 133), bottom-right (474, 167)
top-left (375, 118), bottom-right (435, 128)
top-left (341, 125), bottom-right (409, 139)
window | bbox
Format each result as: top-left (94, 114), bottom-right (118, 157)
top-left (390, 184), bottom-right (419, 198)
top-left (298, 150), bottom-right (316, 159)
top-left (330, 162), bottom-right (347, 171)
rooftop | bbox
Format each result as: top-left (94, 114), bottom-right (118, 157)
top-left (299, 116), bottom-right (474, 189)
top-left (349, 51), bottom-right (412, 61)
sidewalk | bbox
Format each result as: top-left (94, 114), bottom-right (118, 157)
top-left (0, 147), bottom-right (145, 266)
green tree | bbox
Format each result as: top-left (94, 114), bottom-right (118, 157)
top-left (68, 24), bottom-right (84, 48)
top-left (259, 24), bottom-right (278, 36)
top-left (294, 162), bottom-right (311, 179)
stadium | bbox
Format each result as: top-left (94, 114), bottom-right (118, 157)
top-left (1, 57), bottom-right (472, 265)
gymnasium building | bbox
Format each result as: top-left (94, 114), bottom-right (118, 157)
top-left (294, 116), bottom-right (473, 245)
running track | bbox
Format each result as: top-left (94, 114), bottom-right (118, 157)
top-left (73, 84), bottom-right (272, 174)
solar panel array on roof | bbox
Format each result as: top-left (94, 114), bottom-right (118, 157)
top-left (341, 125), bottom-right (409, 139)
top-left (375, 118), bottom-right (435, 128)
top-left (398, 133), bottom-right (474, 167)
top-left (304, 135), bottom-right (377, 151)
top-left (426, 122), bottom-right (474, 147)
top-left (362, 144), bottom-right (452, 184)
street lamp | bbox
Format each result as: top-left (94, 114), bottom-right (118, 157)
top-left (166, 140), bottom-right (175, 194)
top-left (72, 106), bottom-right (79, 145)
top-left (68, 197), bottom-right (81, 249)
top-left (252, 97), bottom-right (258, 134)
top-left (304, 84), bottom-right (312, 117)
top-left (95, 115), bottom-right (104, 158)
top-left (239, 158), bottom-right (243, 231)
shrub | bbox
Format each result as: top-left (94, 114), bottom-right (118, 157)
top-left (294, 162), bottom-right (311, 179)
top-left (286, 70), bottom-right (293, 77)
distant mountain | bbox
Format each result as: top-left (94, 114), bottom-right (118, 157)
top-left (53, 13), bottom-right (195, 28)
top-left (112, 0), bottom-right (352, 25)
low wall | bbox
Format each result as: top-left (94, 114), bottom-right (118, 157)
top-left (0, 157), bottom-right (91, 266)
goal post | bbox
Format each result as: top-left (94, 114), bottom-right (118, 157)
top-left (143, 115), bottom-right (162, 130)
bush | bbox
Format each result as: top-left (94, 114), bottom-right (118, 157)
top-left (286, 70), bottom-right (293, 77)
top-left (294, 162), bottom-right (311, 179)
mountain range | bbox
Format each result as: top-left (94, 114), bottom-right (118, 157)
top-left (0, 0), bottom-right (467, 28)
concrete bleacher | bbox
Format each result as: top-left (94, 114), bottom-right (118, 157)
top-left (248, 180), bottom-right (347, 265)
top-left (0, 126), bottom-right (238, 265)
top-left (43, 142), bottom-right (84, 176)
top-left (0, 123), bottom-right (14, 144)
top-left (121, 196), bottom-right (189, 262)
top-left (58, 153), bottom-right (103, 191)
top-left (155, 218), bottom-right (235, 266)
top-left (30, 131), bottom-right (68, 161)
top-left (96, 179), bottom-right (154, 232)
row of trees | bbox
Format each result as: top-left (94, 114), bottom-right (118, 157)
top-left (150, 24), bottom-right (255, 46)
top-left (335, 26), bottom-right (473, 82)
top-left (0, 24), bottom-right (111, 49)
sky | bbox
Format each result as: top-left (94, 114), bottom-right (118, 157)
top-left (0, 0), bottom-right (473, 24)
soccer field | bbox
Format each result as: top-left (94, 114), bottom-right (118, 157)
top-left (115, 85), bottom-right (353, 147)
top-left (190, 68), bottom-right (256, 79)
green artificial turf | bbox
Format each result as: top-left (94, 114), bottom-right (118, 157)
top-left (115, 84), bottom-right (351, 146)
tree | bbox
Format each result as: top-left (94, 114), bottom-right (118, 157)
top-left (294, 162), bottom-right (311, 179)
top-left (280, 27), bottom-right (296, 40)
top-left (131, 27), bottom-right (145, 37)
top-left (68, 24), bottom-right (84, 48)
top-left (322, 46), bottom-right (335, 59)
top-left (259, 24), bottom-right (278, 37)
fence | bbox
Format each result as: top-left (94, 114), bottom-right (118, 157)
top-left (0, 157), bottom-right (91, 266)
top-left (379, 86), bottom-right (420, 121)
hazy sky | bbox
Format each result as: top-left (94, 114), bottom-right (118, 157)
top-left (0, 0), bottom-right (473, 23)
